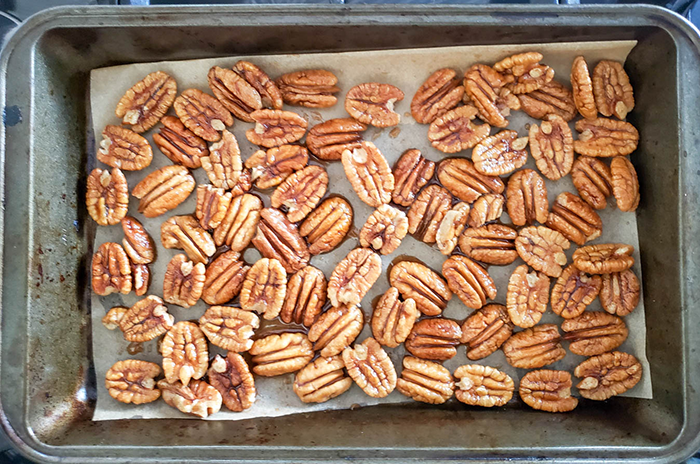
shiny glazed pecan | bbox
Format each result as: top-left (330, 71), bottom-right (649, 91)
top-left (239, 257), bottom-right (287, 320)
top-left (208, 353), bottom-right (256, 412)
top-left (207, 65), bottom-right (262, 123)
top-left (121, 216), bottom-right (155, 264)
top-left (253, 207), bottom-right (310, 273)
top-left (517, 80), bottom-right (576, 122)
top-left (299, 197), bottom-right (353, 255)
top-left (345, 82), bottom-right (404, 127)
top-left (396, 356), bottom-right (454, 404)
top-left (98, 125), bottom-right (153, 171)
top-left (246, 109), bottom-right (308, 148)
top-left (458, 224), bottom-right (518, 265)
top-left (202, 130), bottom-right (243, 190)
top-left (233, 61), bottom-right (283, 110)
top-left (106, 360), bottom-right (162, 405)
top-left (546, 192), bottom-right (603, 246)
top-left (562, 311), bottom-right (628, 356)
top-left (593, 61), bottom-right (635, 119)
top-left (158, 379), bottom-right (222, 418)
top-left (550, 264), bottom-right (602, 319)
top-left (308, 304), bottom-right (364, 357)
top-left (428, 105), bottom-right (490, 153)
top-left (162, 321), bottom-right (209, 386)
top-left (276, 69), bottom-right (340, 108)
top-left (371, 287), bottom-right (420, 348)
top-left (436, 158), bottom-right (504, 203)
top-left (392, 149), bottom-right (435, 207)
top-left (153, 116), bottom-right (208, 169)
top-left (575, 351), bottom-right (642, 400)
top-left (405, 318), bottom-right (462, 361)
top-left (327, 247), bottom-right (382, 307)
top-left (359, 204), bottom-right (408, 255)
top-left (86, 168), bottom-right (129, 226)
top-left (611, 156), bottom-right (640, 212)
top-left (436, 202), bottom-right (470, 255)
top-left (250, 333), bottom-right (314, 377)
top-left (131, 263), bottom-right (150, 296)
top-left (102, 306), bottom-right (127, 330)
top-left (132, 165), bottom-right (195, 218)
top-left (472, 130), bottom-right (529, 176)
top-left (389, 261), bottom-right (452, 316)
top-left (246, 144), bottom-right (308, 189)
top-left (92, 242), bottom-right (131, 295)
top-left (199, 306), bottom-right (259, 352)
top-left (174, 88), bottom-right (233, 142)
top-left (493, 52), bottom-right (554, 94)
top-left (411, 68), bottom-right (464, 124)
top-left (454, 364), bottom-right (514, 407)
top-left (506, 265), bottom-right (550, 328)
top-left (467, 193), bottom-right (505, 228)
top-left (464, 64), bottom-right (519, 128)
top-left (342, 142), bottom-right (394, 207)
top-left (281, 265), bottom-right (327, 327)
top-left (502, 324), bottom-right (565, 369)
top-left (305, 118), bottom-right (367, 161)
top-left (574, 118), bottom-right (639, 157)
top-left (443, 255), bottom-right (496, 310)
top-left (115, 71), bottom-right (176, 133)
top-left (195, 185), bottom-right (232, 230)
top-left (271, 165), bottom-right (328, 223)
top-left (529, 114), bottom-right (574, 180)
top-left (161, 215), bottom-right (216, 264)
top-left (343, 338), bottom-right (397, 398)
top-left (519, 369), bottom-right (578, 412)
top-left (506, 169), bottom-right (548, 226)
top-left (515, 226), bottom-right (570, 278)
top-left (293, 355), bottom-right (352, 403)
top-left (407, 184), bottom-right (452, 244)
top-left (571, 156), bottom-right (614, 210)
top-left (461, 304), bottom-right (513, 360)
top-left (163, 254), bottom-right (205, 308)
top-left (119, 295), bottom-right (174, 342)
top-left (571, 56), bottom-right (598, 120)
top-left (573, 243), bottom-right (634, 274)
top-left (600, 269), bottom-right (641, 316)
top-left (213, 193), bottom-right (262, 250)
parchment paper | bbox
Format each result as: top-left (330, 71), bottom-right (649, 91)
top-left (89, 40), bottom-right (650, 421)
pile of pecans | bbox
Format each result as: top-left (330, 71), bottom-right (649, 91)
top-left (91, 53), bottom-right (643, 418)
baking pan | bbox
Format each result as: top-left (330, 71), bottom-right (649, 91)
top-left (1, 4), bottom-right (700, 463)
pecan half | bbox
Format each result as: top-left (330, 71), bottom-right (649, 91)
top-left (199, 306), bottom-right (259, 352)
top-left (392, 149), bottom-right (435, 207)
top-left (98, 125), bottom-right (153, 171)
top-left (571, 56), bottom-right (598, 120)
top-left (276, 69), bottom-right (340, 108)
top-left (428, 105), bottom-right (490, 153)
top-left (502, 324), bottom-right (565, 369)
top-left (131, 263), bottom-right (150, 296)
top-left (163, 254), bottom-right (205, 308)
top-left (360, 204), bottom-right (408, 254)
top-left (518, 80), bottom-right (576, 122)
top-left (246, 109), bottom-right (307, 148)
top-left (246, 144), bottom-right (308, 189)
top-left (195, 185), bottom-right (232, 230)
top-left (102, 306), bottom-right (128, 330)
top-left (593, 61), bottom-right (635, 120)
top-left (233, 61), bottom-right (283, 110)
top-left (454, 364), bottom-right (514, 407)
top-left (437, 158), bottom-right (504, 203)
top-left (467, 193), bottom-right (505, 228)
top-left (550, 264), bottom-right (602, 319)
top-left (600, 269), bottom-right (640, 316)
top-left (119, 295), bottom-right (174, 342)
top-left (611, 156), bottom-right (640, 212)
top-left (153, 116), bottom-right (208, 169)
top-left (201, 130), bottom-right (243, 190)
top-left (493, 52), bottom-right (554, 94)
top-left (389, 261), bottom-right (452, 316)
top-left (458, 224), bottom-right (518, 265)
top-left (472, 130), bottom-right (528, 176)
top-left (250, 333), bottom-right (314, 376)
top-left (132, 165), bottom-right (195, 218)
top-left (407, 184), bottom-right (452, 244)
top-left (411, 68), bottom-right (464, 124)
top-left (461, 304), bottom-right (513, 360)
top-left (436, 202), bottom-right (470, 255)
top-left (371, 287), bottom-right (419, 348)
top-left (162, 321), bottom-right (209, 386)
top-left (161, 215), bottom-right (216, 264)
top-left (293, 355), bottom-right (352, 403)
top-left (281, 265), bottom-right (327, 327)
top-left (575, 351), bottom-right (642, 400)
top-left (405, 318), bottom-right (462, 361)
top-left (106, 360), bottom-right (161, 405)
top-left (397, 356), bottom-right (454, 404)
top-left (546, 192), bottom-right (603, 246)
top-left (327, 247), bottom-right (382, 307)
top-left (562, 311), bottom-right (628, 356)
top-left (519, 369), bottom-right (578, 412)
top-left (214, 193), bottom-right (262, 250)
top-left (506, 265), bottom-right (550, 328)
top-left (345, 82), bottom-right (404, 127)
top-left (239, 258), bottom-right (287, 320)
top-left (174, 88), bottom-right (233, 142)
top-left (86, 168), bottom-right (129, 226)
top-left (343, 338), bottom-right (397, 398)
top-left (573, 243), bottom-right (634, 274)
top-left (308, 304), bottom-right (364, 357)
top-left (515, 226), bottom-right (570, 278)
top-left (529, 114), bottom-right (574, 180)
top-left (443, 255), bottom-right (497, 310)
top-left (208, 353), bottom-right (256, 412)
top-left (305, 118), bottom-right (367, 161)
top-left (506, 169), bottom-right (548, 226)
top-left (115, 71), bottom-right (177, 133)
top-left (464, 64), bottom-right (519, 128)
top-left (253, 207), bottom-right (310, 273)
top-left (574, 118), bottom-right (639, 157)
top-left (571, 156), bottom-right (613, 210)
top-left (121, 216), bottom-right (155, 265)
top-left (299, 197), bottom-right (353, 255)
top-left (341, 142), bottom-right (394, 207)
top-left (207, 65), bottom-right (262, 123)
top-left (92, 242), bottom-right (131, 295)
top-left (158, 379), bottom-right (222, 418)
top-left (271, 165), bottom-right (328, 222)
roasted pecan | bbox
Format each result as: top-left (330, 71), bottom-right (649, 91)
top-left (571, 56), bottom-right (598, 120)
top-left (208, 353), bottom-right (256, 412)
top-left (461, 304), bottom-right (513, 360)
top-left (299, 197), bottom-right (353, 255)
top-left (458, 224), bottom-right (516, 265)
top-left (308, 304), bottom-right (364, 357)
top-left (454, 364), bottom-right (514, 407)
top-left (305, 118), bottom-right (367, 161)
top-left (163, 254), bottom-right (205, 308)
top-left (98, 125), bottom-right (153, 171)
top-left (571, 156), bottom-right (613, 210)
top-left (246, 109), bottom-right (307, 148)
top-left (86, 168), bottom-right (129, 226)
top-left (389, 261), bottom-right (452, 316)
top-left (195, 185), bottom-right (232, 230)
top-left (519, 369), bottom-right (578, 412)
top-left (442, 255), bottom-right (496, 310)
top-left (271, 165), bottom-right (328, 222)
top-left (359, 204), bottom-right (408, 255)
top-left (405, 318), bottom-right (462, 361)
top-left (436, 158), bottom-right (504, 203)
top-left (506, 265), bottom-right (550, 328)
top-left (201, 129), bottom-right (243, 190)
top-left (115, 71), bottom-right (176, 133)
top-left (281, 265), bottom-right (327, 327)
top-left (529, 114), bottom-right (574, 180)
top-left (611, 156), bottom-right (640, 212)
top-left (562, 311), bottom-right (628, 356)
top-left (515, 226), bottom-right (570, 278)
top-left (392, 149), bottom-right (435, 207)
top-left (550, 264), bottom-right (602, 319)
top-left (131, 263), bottom-right (150, 296)
top-left (518, 80), bottom-right (576, 121)
top-left (153, 116), bottom-right (208, 169)
top-left (396, 356), bottom-right (454, 404)
top-left (600, 269), bottom-right (640, 316)
top-left (199, 306), bottom-right (259, 352)
top-left (345, 82), bottom-right (404, 127)
top-left (106, 360), bottom-right (161, 405)
top-left (293, 355), bottom-right (352, 403)
top-left (407, 184), bottom-right (452, 244)
top-left (436, 202), bottom-right (470, 255)
top-left (502, 324), bottom-right (565, 369)
top-left (276, 69), bottom-right (340, 108)
top-left (327, 247), bottom-right (382, 307)
top-left (371, 287), bottom-right (419, 348)
top-left (102, 306), bottom-right (128, 330)
top-left (428, 105), bottom-right (490, 153)
top-left (214, 193), bottom-right (262, 250)
top-left (342, 142), bottom-right (394, 207)
top-left (119, 295), bottom-right (174, 342)
top-left (250, 333), bottom-right (314, 376)
top-left (162, 321), bottom-right (209, 386)
top-left (246, 144), bottom-right (308, 189)
top-left (575, 351), bottom-right (642, 400)
top-left (174, 88), bottom-right (233, 142)
top-left (92, 242), bottom-right (131, 295)
top-left (342, 338), bottom-right (397, 398)
top-left (121, 216), bottom-right (155, 264)
top-left (234, 61), bottom-right (283, 109)
top-left (506, 169), bottom-right (548, 226)
top-left (208, 65), bottom-right (263, 123)
top-left (573, 243), bottom-right (634, 274)
top-left (161, 215), bottom-right (216, 264)
top-left (239, 257), bottom-right (287, 320)
top-left (132, 165), bottom-right (195, 218)
top-left (411, 68), bottom-right (464, 124)
top-left (467, 193), bottom-right (505, 228)
top-left (546, 192), bottom-right (603, 246)
top-left (593, 61), bottom-right (635, 120)
top-left (158, 379), bottom-right (222, 418)
top-left (574, 118), bottom-right (639, 157)
top-left (472, 130), bottom-right (528, 176)
top-left (464, 64), bottom-right (519, 128)
top-left (493, 52), bottom-right (554, 94)
top-left (253, 207), bottom-right (310, 273)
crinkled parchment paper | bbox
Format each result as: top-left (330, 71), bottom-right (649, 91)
top-left (89, 40), bottom-right (650, 421)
